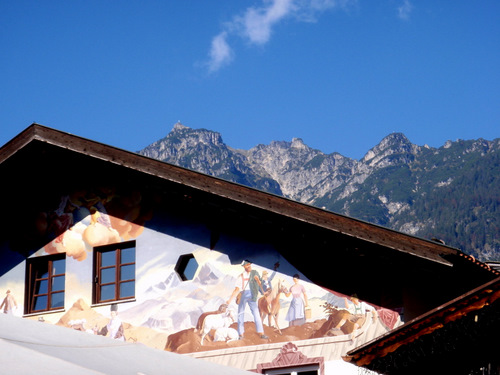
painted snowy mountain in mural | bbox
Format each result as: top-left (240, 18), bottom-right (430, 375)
top-left (55, 248), bottom-right (400, 355)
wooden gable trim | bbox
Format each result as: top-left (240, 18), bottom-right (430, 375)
top-left (0, 123), bottom-right (471, 269)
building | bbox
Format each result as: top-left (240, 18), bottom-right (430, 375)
top-left (346, 276), bottom-right (500, 374)
top-left (0, 124), bottom-right (497, 374)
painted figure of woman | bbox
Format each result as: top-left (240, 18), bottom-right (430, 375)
top-left (97, 304), bottom-right (125, 341)
top-left (285, 274), bottom-right (308, 327)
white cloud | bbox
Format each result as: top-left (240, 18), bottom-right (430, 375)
top-left (205, 0), bottom-right (354, 73)
top-left (397, 0), bottom-right (413, 20)
top-left (207, 31), bottom-right (233, 73)
top-left (238, 0), bottom-right (295, 45)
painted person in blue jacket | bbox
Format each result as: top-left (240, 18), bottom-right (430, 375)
top-left (227, 260), bottom-right (269, 340)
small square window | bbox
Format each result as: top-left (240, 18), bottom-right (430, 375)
top-left (25, 254), bottom-right (66, 314)
top-left (93, 241), bottom-right (136, 304)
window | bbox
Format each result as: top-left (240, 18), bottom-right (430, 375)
top-left (26, 254), bottom-right (66, 314)
top-left (263, 365), bottom-right (319, 375)
top-left (94, 241), bottom-right (136, 304)
top-left (175, 253), bottom-right (199, 281)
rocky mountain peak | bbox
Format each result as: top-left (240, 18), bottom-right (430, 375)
top-left (362, 132), bottom-right (416, 165)
top-left (169, 124), bottom-right (224, 147)
top-left (138, 123), bottom-right (499, 261)
top-left (172, 121), bottom-right (189, 132)
top-left (291, 138), bottom-right (308, 150)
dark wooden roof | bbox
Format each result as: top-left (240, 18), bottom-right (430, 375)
top-left (1, 124), bottom-right (498, 319)
top-left (345, 276), bottom-right (500, 374)
top-left (0, 123), bottom-right (462, 262)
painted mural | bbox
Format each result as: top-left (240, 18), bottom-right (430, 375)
top-left (0, 186), bottom-right (403, 359)
top-left (37, 187), bottom-right (151, 261)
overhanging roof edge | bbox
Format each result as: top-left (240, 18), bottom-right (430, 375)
top-left (345, 275), bottom-right (500, 366)
top-left (1, 124), bottom-right (470, 267)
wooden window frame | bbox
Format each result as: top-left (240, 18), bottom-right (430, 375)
top-left (262, 365), bottom-right (319, 375)
top-left (25, 254), bottom-right (66, 315)
top-left (93, 240), bottom-right (136, 304)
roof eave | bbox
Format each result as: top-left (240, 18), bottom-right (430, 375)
top-left (345, 275), bottom-right (500, 367)
top-left (0, 124), bottom-right (476, 267)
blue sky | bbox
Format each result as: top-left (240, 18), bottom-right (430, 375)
top-left (1, 1), bottom-right (498, 160)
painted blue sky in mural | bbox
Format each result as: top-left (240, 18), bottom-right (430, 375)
top-left (1, 1), bottom-right (499, 160)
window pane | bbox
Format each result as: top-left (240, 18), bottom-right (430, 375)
top-left (101, 267), bottom-right (116, 284)
top-left (120, 264), bottom-right (135, 281)
top-left (184, 258), bottom-right (198, 280)
top-left (100, 284), bottom-right (116, 301)
top-left (51, 292), bottom-right (65, 308)
top-left (35, 263), bottom-right (49, 279)
top-left (101, 250), bottom-right (116, 267)
top-left (121, 247), bottom-right (135, 264)
top-left (52, 258), bottom-right (66, 275)
top-left (34, 295), bottom-right (47, 311)
top-left (35, 279), bottom-right (48, 295)
top-left (52, 275), bottom-right (65, 292)
top-left (119, 281), bottom-right (135, 299)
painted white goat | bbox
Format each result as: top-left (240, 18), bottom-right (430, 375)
top-left (213, 326), bottom-right (239, 343)
top-left (200, 310), bottom-right (235, 345)
top-left (68, 319), bottom-right (94, 334)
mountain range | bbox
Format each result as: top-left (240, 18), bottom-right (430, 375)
top-left (138, 123), bottom-right (499, 261)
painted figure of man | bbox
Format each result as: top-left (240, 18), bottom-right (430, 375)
top-left (0, 290), bottom-right (17, 314)
top-left (342, 294), bottom-right (378, 332)
top-left (227, 260), bottom-right (268, 340)
top-left (344, 294), bottom-right (377, 320)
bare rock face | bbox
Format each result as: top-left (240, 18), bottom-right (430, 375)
top-left (139, 123), bottom-right (500, 260)
top-left (140, 122), bottom-right (282, 195)
top-left (246, 138), bottom-right (356, 203)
